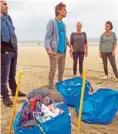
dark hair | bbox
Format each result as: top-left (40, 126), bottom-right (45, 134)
top-left (55, 2), bottom-right (66, 17)
top-left (106, 21), bottom-right (113, 30)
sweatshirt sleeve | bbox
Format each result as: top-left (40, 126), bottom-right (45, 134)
top-left (84, 32), bottom-right (87, 44)
top-left (113, 32), bottom-right (117, 44)
top-left (44, 20), bottom-right (54, 51)
top-left (99, 34), bottom-right (103, 50)
top-left (70, 33), bottom-right (73, 46)
top-left (1, 19), bottom-right (10, 43)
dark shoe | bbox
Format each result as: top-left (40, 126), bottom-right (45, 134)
top-left (12, 91), bottom-right (26, 97)
top-left (3, 98), bottom-right (13, 107)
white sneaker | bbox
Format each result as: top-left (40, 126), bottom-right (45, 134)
top-left (102, 75), bottom-right (108, 80)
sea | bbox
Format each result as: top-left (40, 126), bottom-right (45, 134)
top-left (18, 38), bottom-right (99, 46)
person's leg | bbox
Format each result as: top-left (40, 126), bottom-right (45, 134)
top-left (73, 52), bottom-right (79, 76)
top-left (58, 53), bottom-right (66, 81)
top-left (9, 53), bottom-right (17, 92)
top-left (1, 52), bottom-right (13, 106)
top-left (9, 53), bottom-right (26, 96)
top-left (101, 52), bottom-right (108, 77)
top-left (49, 54), bottom-right (59, 89)
top-left (78, 52), bottom-right (84, 77)
top-left (108, 53), bottom-right (118, 78)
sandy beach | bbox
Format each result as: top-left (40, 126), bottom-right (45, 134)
top-left (1, 44), bottom-right (118, 134)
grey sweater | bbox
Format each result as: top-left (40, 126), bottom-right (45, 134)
top-left (99, 32), bottom-right (117, 52)
top-left (44, 19), bottom-right (67, 53)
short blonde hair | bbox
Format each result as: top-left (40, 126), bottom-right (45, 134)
top-left (76, 21), bottom-right (82, 26)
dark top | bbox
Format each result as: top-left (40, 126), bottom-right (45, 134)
top-left (70, 32), bottom-right (87, 52)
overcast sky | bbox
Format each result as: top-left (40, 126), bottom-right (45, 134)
top-left (7, 0), bottom-right (118, 41)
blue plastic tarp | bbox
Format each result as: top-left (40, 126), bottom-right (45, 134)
top-left (56, 77), bottom-right (118, 124)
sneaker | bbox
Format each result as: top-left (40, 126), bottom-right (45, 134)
top-left (102, 75), bottom-right (108, 80)
top-left (12, 91), bottom-right (26, 97)
top-left (3, 98), bottom-right (13, 107)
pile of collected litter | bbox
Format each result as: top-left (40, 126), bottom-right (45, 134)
top-left (13, 89), bottom-right (71, 134)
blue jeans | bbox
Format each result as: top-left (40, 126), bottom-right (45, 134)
top-left (1, 52), bottom-right (17, 99)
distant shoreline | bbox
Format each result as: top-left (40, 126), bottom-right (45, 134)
top-left (18, 42), bottom-right (99, 46)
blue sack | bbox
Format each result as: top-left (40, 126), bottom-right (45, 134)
top-left (13, 103), bottom-right (71, 134)
top-left (75, 88), bottom-right (118, 124)
top-left (56, 77), bottom-right (93, 106)
top-left (56, 78), bottom-right (118, 124)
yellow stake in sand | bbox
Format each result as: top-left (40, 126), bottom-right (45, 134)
top-left (8, 71), bottom-right (24, 134)
top-left (77, 70), bottom-right (88, 134)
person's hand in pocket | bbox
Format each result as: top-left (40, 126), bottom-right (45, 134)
top-left (5, 51), bottom-right (8, 54)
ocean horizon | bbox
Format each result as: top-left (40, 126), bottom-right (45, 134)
top-left (18, 38), bottom-right (99, 46)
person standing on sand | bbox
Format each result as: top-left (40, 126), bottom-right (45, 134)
top-left (99, 21), bottom-right (118, 80)
top-left (70, 22), bottom-right (88, 78)
top-left (1, 0), bottom-right (26, 107)
top-left (44, 2), bottom-right (73, 89)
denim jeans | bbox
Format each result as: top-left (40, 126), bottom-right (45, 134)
top-left (1, 52), bottom-right (17, 99)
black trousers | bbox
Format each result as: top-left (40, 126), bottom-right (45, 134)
top-left (73, 52), bottom-right (84, 75)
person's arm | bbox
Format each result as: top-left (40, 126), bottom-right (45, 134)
top-left (99, 35), bottom-right (103, 58)
top-left (1, 19), bottom-right (10, 54)
top-left (112, 33), bottom-right (117, 56)
top-left (1, 19), bottom-right (10, 43)
top-left (66, 39), bottom-right (73, 49)
top-left (70, 33), bottom-right (73, 46)
top-left (44, 20), bottom-right (54, 54)
top-left (66, 39), bottom-right (73, 55)
top-left (64, 24), bottom-right (73, 53)
top-left (84, 32), bottom-right (88, 57)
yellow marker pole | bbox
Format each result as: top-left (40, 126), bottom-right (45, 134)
top-left (77, 70), bottom-right (87, 134)
top-left (8, 71), bottom-right (24, 134)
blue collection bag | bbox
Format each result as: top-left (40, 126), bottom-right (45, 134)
top-left (75, 88), bottom-right (118, 124)
top-left (56, 77), bottom-right (93, 106)
top-left (13, 103), bottom-right (71, 134)
top-left (56, 78), bottom-right (118, 124)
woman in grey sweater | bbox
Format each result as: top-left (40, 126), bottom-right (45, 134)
top-left (70, 22), bottom-right (88, 78)
top-left (99, 21), bottom-right (118, 80)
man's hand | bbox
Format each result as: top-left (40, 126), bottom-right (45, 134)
top-left (85, 51), bottom-right (88, 57)
top-left (112, 50), bottom-right (115, 57)
top-left (5, 51), bottom-right (8, 54)
top-left (99, 52), bottom-right (102, 58)
top-left (69, 50), bottom-right (73, 57)
top-left (47, 50), bottom-right (54, 55)
top-left (69, 47), bottom-right (73, 57)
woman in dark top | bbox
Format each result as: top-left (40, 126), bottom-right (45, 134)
top-left (99, 21), bottom-right (118, 80)
top-left (70, 22), bottom-right (88, 78)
